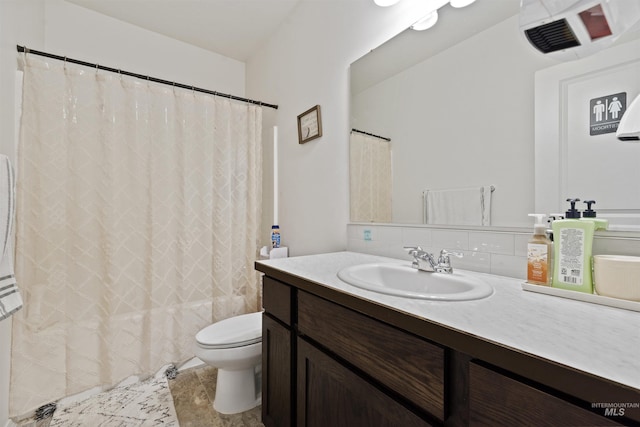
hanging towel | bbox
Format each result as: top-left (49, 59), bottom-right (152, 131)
top-left (0, 155), bottom-right (21, 321)
top-left (424, 186), bottom-right (493, 226)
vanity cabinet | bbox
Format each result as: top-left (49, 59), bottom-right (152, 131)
top-left (259, 268), bottom-right (638, 427)
top-left (297, 337), bottom-right (432, 426)
top-left (297, 290), bottom-right (444, 422)
top-left (261, 277), bottom-right (294, 427)
top-left (469, 362), bottom-right (620, 426)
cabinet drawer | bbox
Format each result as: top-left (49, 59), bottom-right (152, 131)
top-left (263, 276), bottom-right (292, 326)
top-left (469, 362), bottom-right (621, 426)
top-left (298, 291), bottom-right (445, 421)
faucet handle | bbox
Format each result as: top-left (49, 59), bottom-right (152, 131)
top-left (440, 249), bottom-right (463, 258)
top-left (404, 246), bottom-right (422, 256)
top-left (436, 250), bottom-right (463, 273)
top-left (438, 249), bottom-right (463, 263)
top-left (404, 246), bottom-right (421, 269)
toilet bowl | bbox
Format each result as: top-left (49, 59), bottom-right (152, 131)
top-left (194, 311), bottom-right (262, 414)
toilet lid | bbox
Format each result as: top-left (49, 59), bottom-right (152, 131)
top-left (196, 311), bottom-right (262, 349)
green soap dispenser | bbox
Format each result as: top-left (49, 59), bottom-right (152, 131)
top-left (552, 198), bottom-right (596, 293)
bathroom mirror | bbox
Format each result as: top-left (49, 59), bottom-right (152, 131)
top-left (350, 0), bottom-right (640, 230)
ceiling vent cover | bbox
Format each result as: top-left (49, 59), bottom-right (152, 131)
top-left (525, 19), bottom-right (580, 54)
top-left (519, 0), bottom-right (640, 61)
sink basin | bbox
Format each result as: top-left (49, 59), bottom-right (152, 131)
top-left (337, 263), bottom-right (493, 301)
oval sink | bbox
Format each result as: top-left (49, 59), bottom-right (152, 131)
top-left (337, 263), bottom-right (493, 301)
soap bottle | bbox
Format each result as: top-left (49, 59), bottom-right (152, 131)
top-left (271, 225), bottom-right (281, 248)
top-left (527, 214), bottom-right (552, 286)
top-left (580, 200), bottom-right (609, 231)
top-left (546, 213), bottom-right (565, 241)
top-left (551, 198), bottom-right (596, 293)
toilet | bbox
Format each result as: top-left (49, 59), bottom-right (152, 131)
top-left (194, 311), bottom-right (263, 414)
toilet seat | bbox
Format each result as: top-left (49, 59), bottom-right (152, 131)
top-left (196, 311), bottom-right (262, 349)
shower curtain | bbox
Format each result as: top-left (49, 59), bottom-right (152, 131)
top-left (10, 56), bottom-right (263, 416)
top-left (349, 132), bottom-right (392, 223)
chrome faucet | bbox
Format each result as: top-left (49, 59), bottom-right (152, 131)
top-left (435, 249), bottom-right (463, 274)
top-left (404, 246), bottom-right (437, 272)
top-left (404, 247), bottom-right (463, 274)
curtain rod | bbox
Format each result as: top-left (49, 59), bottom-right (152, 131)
top-left (351, 128), bottom-right (391, 142)
top-left (16, 45), bottom-right (278, 110)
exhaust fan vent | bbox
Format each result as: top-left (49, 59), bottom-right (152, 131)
top-left (525, 19), bottom-right (580, 54)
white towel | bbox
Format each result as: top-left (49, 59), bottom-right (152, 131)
top-left (424, 186), bottom-right (493, 226)
top-left (0, 155), bottom-right (21, 321)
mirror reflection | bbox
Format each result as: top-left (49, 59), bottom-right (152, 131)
top-left (350, 0), bottom-right (640, 229)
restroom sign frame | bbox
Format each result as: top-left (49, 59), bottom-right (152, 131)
top-left (589, 92), bottom-right (626, 136)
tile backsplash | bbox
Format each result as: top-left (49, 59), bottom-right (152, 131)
top-left (347, 224), bottom-right (640, 280)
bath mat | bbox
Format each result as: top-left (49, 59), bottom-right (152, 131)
top-left (49, 374), bottom-right (178, 426)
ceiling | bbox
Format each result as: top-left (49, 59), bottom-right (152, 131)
top-left (351, 0), bottom-right (520, 94)
top-left (67, 0), bottom-right (520, 72)
top-left (66, 0), bottom-right (302, 61)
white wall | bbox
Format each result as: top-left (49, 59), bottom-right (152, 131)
top-left (246, 0), bottom-right (447, 256)
top-left (0, 3), bottom-right (44, 424)
top-left (43, 0), bottom-right (245, 95)
top-left (0, 1), bottom-right (245, 423)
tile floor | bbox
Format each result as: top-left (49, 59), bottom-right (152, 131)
top-left (170, 366), bottom-right (263, 427)
top-left (15, 365), bottom-right (264, 427)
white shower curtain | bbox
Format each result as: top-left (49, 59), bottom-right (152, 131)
top-left (10, 56), bottom-right (263, 416)
top-left (350, 132), bottom-right (392, 223)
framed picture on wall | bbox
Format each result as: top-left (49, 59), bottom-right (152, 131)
top-left (297, 105), bottom-right (322, 144)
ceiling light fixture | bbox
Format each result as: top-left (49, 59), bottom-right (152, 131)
top-left (374, 0), bottom-right (472, 31)
top-left (449, 0), bottom-right (477, 8)
top-left (411, 11), bottom-right (439, 31)
top-left (374, 0), bottom-right (401, 7)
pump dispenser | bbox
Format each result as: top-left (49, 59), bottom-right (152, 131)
top-left (582, 200), bottom-right (596, 218)
top-left (547, 214), bottom-right (565, 242)
top-left (552, 199), bottom-right (596, 293)
top-left (580, 200), bottom-right (609, 230)
top-left (527, 214), bottom-right (552, 286)
top-left (565, 198), bottom-right (581, 218)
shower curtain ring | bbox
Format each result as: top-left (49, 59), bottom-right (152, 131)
top-left (63, 56), bottom-right (67, 69)
top-left (95, 63), bottom-right (99, 74)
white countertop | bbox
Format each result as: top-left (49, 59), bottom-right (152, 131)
top-left (257, 251), bottom-right (640, 391)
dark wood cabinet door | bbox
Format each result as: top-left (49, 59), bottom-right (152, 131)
top-left (297, 337), bottom-right (434, 427)
top-left (262, 314), bottom-right (292, 427)
top-left (298, 290), bottom-right (445, 421)
top-left (469, 362), bottom-right (621, 427)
